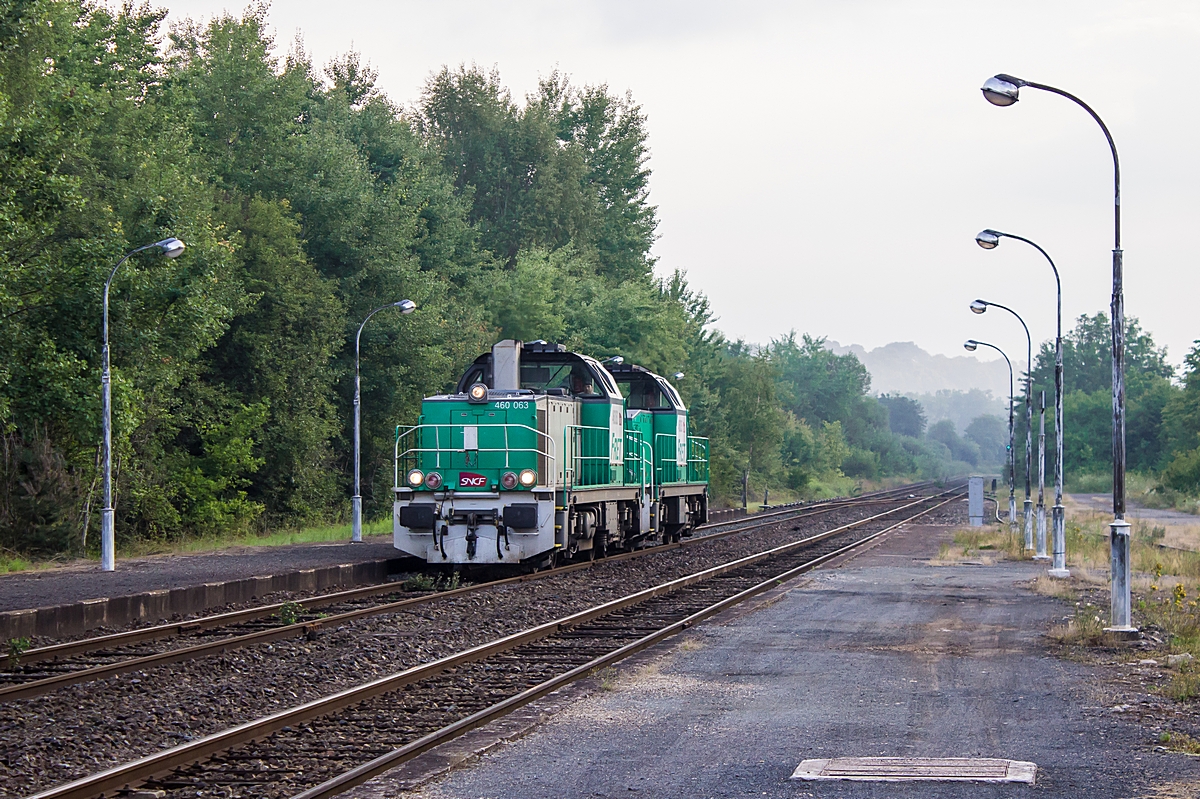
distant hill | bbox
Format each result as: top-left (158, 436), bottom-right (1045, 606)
top-left (826, 340), bottom-right (1023, 431)
top-left (826, 340), bottom-right (1022, 399)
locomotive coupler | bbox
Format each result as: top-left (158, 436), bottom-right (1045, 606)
top-left (496, 523), bottom-right (511, 559)
top-left (465, 512), bottom-right (479, 559)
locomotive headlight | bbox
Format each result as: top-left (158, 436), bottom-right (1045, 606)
top-left (467, 383), bottom-right (488, 403)
top-left (518, 469), bottom-right (537, 487)
top-left (501, 471), bottom-right (519, 490)
top-left (425, 472), bottom-right (443, 489)
top-left (406, 469), bottom-right (424, 488)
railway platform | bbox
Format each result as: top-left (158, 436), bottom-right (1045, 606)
top-left (0, 533), bottom-right (409, 639)
top-left (355, 522), bottom-right (1200, 798)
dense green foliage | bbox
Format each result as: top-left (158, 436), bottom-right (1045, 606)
top-left (1023, 312), bottom-right (1200, 500)
top-left (0, 2), bottom-right (978, 558)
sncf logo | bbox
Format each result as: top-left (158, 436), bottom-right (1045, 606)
top-left (458, 472), bottom-right (488, 488)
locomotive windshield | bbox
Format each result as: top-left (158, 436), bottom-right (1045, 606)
top-left (612, 370), bottom-right (685, 411)
top-left (455, 348), bottom-right (617, 399)
top-left (520, 361), bottom-right (598, 396)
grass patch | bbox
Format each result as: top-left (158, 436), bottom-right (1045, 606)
top-left (1067, 471), bottom-right (1200, 514)
top-left (1031, 573), bottom-right (1083, 600)
top-left (1063, 513), bottom-right (1200, 582)
top-left (1047, 606), bottom-right (1109, 646)
top-left (0, 550), bottom-right (32, 573)
top-left (1159, 730), bottom-right (1200, 755)
top-left (402, 573), bottom-right (438, 591)
top-left (0, 518), bottom-right (394, 575)
top-left (595, 666), bottom-right (620, 691)
top-left (932, 526), bottom-right (1025, 564)
top-left (1066, 471), bottom-right (1157, 496)
top-left (117, 518), bottom-right (393, 560)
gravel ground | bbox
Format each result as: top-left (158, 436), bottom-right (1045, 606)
top-left (0, 492), bottom-right (963, 796)
top-left (394, 518), bottom-right (1200, 799)
top-left (0, 536), bottom-right (403, 613)
top-left (1037, 579), bottom-right (1200, 748)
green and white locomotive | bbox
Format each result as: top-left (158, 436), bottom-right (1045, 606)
top-left (393, 340), bottom-right (709, 567)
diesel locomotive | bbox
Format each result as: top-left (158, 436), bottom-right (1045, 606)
top-left (392, 340), bottom-right (709, 567)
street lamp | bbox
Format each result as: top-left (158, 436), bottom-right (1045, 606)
top-left (965, 339), bottom-right (1016, 534)
top-left (971, 298), bottom-right (1034, 550)
top-left (100, 237), bottom-right (186, 572)
top-left (975, 228), bottom-right (1068, 576)
top-left (352, 300), bottom-right (416, 543)
top-left (981, 72), bottom-right (1129, 630)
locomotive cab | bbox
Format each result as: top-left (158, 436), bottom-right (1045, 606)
top-left (608, 364), bottom-right (708, 538)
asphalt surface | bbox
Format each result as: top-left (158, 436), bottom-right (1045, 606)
top-left (0, 535), bottom-right (402, 612)
top-left (388, 522), bottom-right (1200, 798)
top-left (1069, 492), bottom-right (1199, 525)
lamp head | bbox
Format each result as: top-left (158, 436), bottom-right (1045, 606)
top-left (964, 340), bottom-right (979, 352)
top-left (396, 299), bottom-right (416, 314)
top-left (602, 355), bottom-right (624, 365)
top-left (981, 74), bottom-right (1022, 106)
top-left (970, 299), bottom-right (988, 315)
top-left (156, 238), bottom-right (186, 259)
top-left (975, 230), bottom-right (1001, 250)
top-left (673, 372), bottom-right (685, 380)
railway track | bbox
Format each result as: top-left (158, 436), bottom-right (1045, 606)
top-left (26, 486), bottom-right (961, 799)
top-left (1, 483), bottom-right (936, 701)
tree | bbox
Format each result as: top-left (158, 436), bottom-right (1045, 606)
top-left (879, 394), bottom-right (926, 438)
top-left (1030, 312), bottom-right (1173, 397)
top-left (928, 420), bottom-right (980, 466)
top-left (965, 415), bottom-right (1007, 466)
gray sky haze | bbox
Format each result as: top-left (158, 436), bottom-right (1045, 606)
top-left (165, 0), bottom-right (1200, 375)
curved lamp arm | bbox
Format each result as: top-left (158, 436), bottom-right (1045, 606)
top-left (982, 74), bottom-right (1120, 248)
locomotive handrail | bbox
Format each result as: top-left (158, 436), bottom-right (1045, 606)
top-left (625, 432), bottom-right (655, 496)
top-left (653, 432), bottom-right (684, 485)
top-left (562, 424), bottom-right (620, 491)
top-left (653, 433), bottom-right (710, 485)
top-left (394, 423), bottom-right (557, 490)
top-left (687, 436), bottom-right (710, 484)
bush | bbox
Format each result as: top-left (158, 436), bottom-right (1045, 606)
top-left (842, 448), bottom-right (880, 479)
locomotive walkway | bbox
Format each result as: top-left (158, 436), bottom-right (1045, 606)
top-left (353, 523), bottom-right (1200, 799)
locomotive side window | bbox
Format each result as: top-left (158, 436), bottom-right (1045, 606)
top-left (461, 364), bottom-right (487, 388)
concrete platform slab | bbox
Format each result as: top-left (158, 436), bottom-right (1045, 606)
top-left (0, 535), bottom-right (411, 639)
top-left (365, 522), bottom-right (1200, 799)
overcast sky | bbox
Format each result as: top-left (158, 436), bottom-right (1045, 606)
top-left (165, 0), bottom-right (1200, 372)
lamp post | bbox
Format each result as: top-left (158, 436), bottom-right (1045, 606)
top-left (100, 237), bottom-right (186, 572)
top-left (971, 298), bottom-right (1033, 550)
top-left (352, 300), bottom-right (416, 543)
top-left (982, 73), bottom-right (1125, 627)
top-left (965, 339), bottom-right (1015, 535)
top-left (975, 229), bottom-right (1068, 575)
top-left (1037, 391), bottom-right (1048, 560)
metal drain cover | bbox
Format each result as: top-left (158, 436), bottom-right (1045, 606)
top-left (790, 757), bottom-right (1036, 783)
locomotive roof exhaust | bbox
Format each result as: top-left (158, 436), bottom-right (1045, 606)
top-left (492, 339), bottom-right (522, 390)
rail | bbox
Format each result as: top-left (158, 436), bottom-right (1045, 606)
top-left (22, 488), bottom-right (961, 799)
top-left (1, 482), bottom-right (945, 702)
top-left (395, 423), bottom-right (557, 490)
